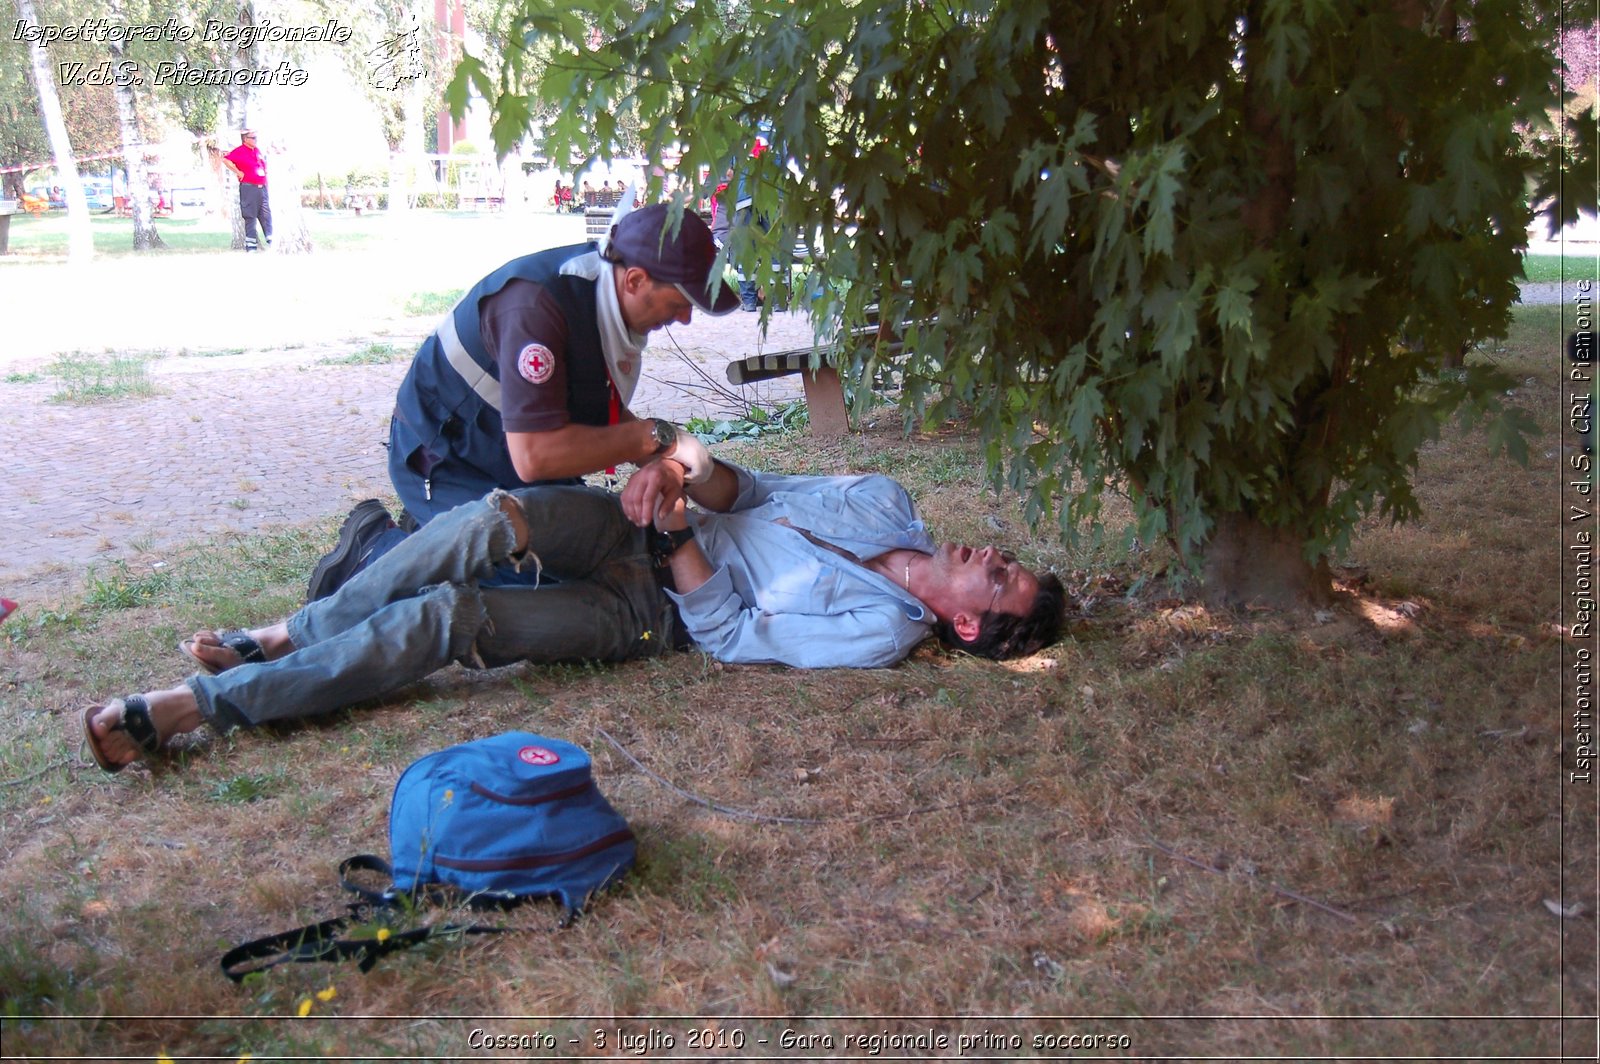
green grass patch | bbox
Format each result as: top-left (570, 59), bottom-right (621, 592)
top-left (0, 213), bottom-right (225, 256)
top-left (208, 773), bottom-right (279, 804)
top-left (45, 351), bottom-right (158, 403)
top-left (83, 561), bottom-right (173, 610)
top-left (402, 288), bottom-right (464, 316)
top-left (1521, 252), bottom-right (1600, 283)
top-left (0, 210), bottom-right (390, 259)
top-left (685, 400), bottom-right (809, 442)
top-left (3, 370), bottom-right (43, 384)
top-left (316, 342), bottom-right (406, 366)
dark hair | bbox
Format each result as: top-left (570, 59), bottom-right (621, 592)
top-left (934, 572), bottom-right (1067, 660)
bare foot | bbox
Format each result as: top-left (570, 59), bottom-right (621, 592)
top-left (182, 624), bottom-right (293, 674)
top-left (83, 686), bottom-right (204, 770)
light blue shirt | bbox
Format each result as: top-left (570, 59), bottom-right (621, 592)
top-left (667, 463), bottom-right (937, 668)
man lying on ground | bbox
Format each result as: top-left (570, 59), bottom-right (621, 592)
top-left (83, 458), bottom-right (1065, 773)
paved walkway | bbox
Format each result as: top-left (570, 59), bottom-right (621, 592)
top-left (1, 303), bottom-right (814, 602)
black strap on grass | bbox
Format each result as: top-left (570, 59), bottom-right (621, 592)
top-left (219, 854), bottom-right (570, 982)
top-left (220, 911), bottom-right (510, 982)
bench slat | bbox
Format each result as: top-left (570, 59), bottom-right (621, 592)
top-left (721, 302), bottom-right (927, 438)
top-left (725, 349), bottom-right (836, 385)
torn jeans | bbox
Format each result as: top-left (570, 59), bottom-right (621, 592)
top-left (190, 486), bottom-right (675, 732)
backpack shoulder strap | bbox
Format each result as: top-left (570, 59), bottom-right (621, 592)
top-left (338, 853), bottom-right (399, 906)
top-left (220, 912), bottom-right (511, 982)
top-left (219, 855), bottom-right (559, 981)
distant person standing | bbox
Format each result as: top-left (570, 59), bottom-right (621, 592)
top-left (731, 130), bottom-right (777, 311)
top-left (710, 166), bottom-right (735, 249)
top-left (221, 128), bottom-right (272, 251)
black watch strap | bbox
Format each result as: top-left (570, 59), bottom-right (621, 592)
top-left (650, 526), bottom-right (696, 566)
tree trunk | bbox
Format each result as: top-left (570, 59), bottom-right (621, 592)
top-left (199, 137), bottom-right (232, 223)
top-left (15, 0), bottom-right (91, 263)
top-left (246, 8), bottom-right (310, 254)
top-left (267, 143), bottom-right (312, 254)
top-left (216, 156), bottom-right (242, 246)
top-left (1201, 513), bottom-right (1333, 610)
top-left (392, 79), bottom-right (428, 214)
top-left (223, 6), bottom-right (254, 250)
top-left (107, 33), bottom-right (164, 251)
top-left (1240, 4), bottom-right (1296, 246)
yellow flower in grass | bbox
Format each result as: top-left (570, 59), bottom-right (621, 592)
top-left (296, 996), bottom-right (313, 1018)
top-left (376, 927), bottom-right (392, 943)
top-left (641, 630), bottom-right (652, 641)
top-left (316, 985), bottom-right (337, 1002)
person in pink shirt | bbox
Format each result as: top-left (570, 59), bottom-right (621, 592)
top-left (221, 128), bottom-right (272, 251)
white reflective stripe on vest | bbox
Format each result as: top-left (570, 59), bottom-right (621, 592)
top-left (435, 305), bottom-right (502, 412)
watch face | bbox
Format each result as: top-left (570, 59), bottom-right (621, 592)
top-left (654, 419), bottom-right (676, 452)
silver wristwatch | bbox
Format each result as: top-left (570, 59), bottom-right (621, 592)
top-left (650, 417), bottom-right (676, 456)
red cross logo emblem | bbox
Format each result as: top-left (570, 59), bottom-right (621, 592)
top-left (518, 745), bottom-right (559, 766)
top-left (517, 343), bottom-right (555, 384)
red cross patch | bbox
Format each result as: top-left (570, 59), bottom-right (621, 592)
top-left (518, 745), bottom-right (559, 766)
top-left (517, 343), bottom-right (555, 385)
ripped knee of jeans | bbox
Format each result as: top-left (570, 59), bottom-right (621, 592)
top-left (485, 488), bottom-right (543, 586)
top-left (436, 581), bottom-right (492, 669)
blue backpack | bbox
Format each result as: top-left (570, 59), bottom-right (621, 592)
top-left (221, 732), bottom-right (634, 981)
top-left (382, 731), bottom-right (636, 911)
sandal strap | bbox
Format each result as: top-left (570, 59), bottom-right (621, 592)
top-left (118, 695), bottom-right (161, 756)
top-left (219, 630), bottom-right (267, 665)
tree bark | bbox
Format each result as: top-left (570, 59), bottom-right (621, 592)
top-left (266, 142), bottom-right (312, 254)
top-left (1201, 513), bottom-right (1333, 610)
top-left (15, 0), bottom-right (91, 263)
top-left (245, 6), bottom-right (310, 253)
top-left (1194, 6), bottom-right (1324, 610)
top-left (1239, 4), bottom-right (1296, 246)
top-left (223, 4), bottom-right (254, 250)
top-left (107, 25), bottom-right (164, 251)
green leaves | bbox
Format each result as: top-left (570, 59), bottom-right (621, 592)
top-left (1214, 273), bottom-right (1256, 340)
top-left (444, 55), bottom-right (491, 131)
top-left (1131, 142), bottom-right (1187, 259)
top-left (1066, 382), bottom-right (1105, 444)
top-left (457, 0), bottom-right (1586, 582)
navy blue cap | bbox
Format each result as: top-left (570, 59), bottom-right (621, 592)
top-left (607, 203), bottom-right (741, 315)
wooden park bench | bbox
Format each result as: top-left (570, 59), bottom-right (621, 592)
top-left (579, 208), bottom-right (904, 437)
top-left (725, 304), bottom-right (922, 438)
top-left (585, 205), bottom-right (719, 242)
top-left (726, 347), bottom-right (851, 436)
top-left (585, 206), bottom-right (616, 241)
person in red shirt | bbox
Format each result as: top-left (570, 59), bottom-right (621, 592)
top-left (221, 128), bottom-right (272, 251)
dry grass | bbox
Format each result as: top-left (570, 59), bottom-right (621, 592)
top-left (0, 306), bottom-right (1588, 1059)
